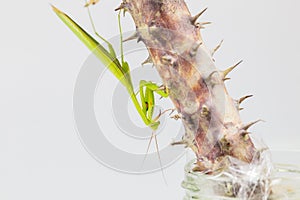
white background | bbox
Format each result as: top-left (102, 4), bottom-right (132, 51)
top-left (1, 0), bottom-right (300, 199)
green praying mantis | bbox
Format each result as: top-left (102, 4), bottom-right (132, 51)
top-left (52, 3), bottom-right (175, 174)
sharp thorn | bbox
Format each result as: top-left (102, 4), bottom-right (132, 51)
top-left (115, 6), bottom-right (122, 11)
top-left (115, 3), bottom-right (126, 11)
top-left (211, 39), bottom-right (224, 56)
top-left (123, 32), bottom-right (139, 42)
top-left (171, 140), bottom-right (187, 146)
top-left (200, 21), bottom-right (212, 25)
top-left (223, 77), bottom-right (231, 82)
top-left (196, 21), bottom-right (212, 29)
top-left (222, 60), bottom-right (243, 78)
top-left (194, 42), bottom-right (203, 50)
top-left (189, 42), bottom-right (203, 57)
top-left (142, 55), bottom-right (153, 65)
top-left (199, 22), bottom-right (212, 27)
top-left (239, 95), bottom-right (253, 104)
top-left (137, 36), bottom-right (142, 43)
top-left (190, 7), bottom-right (208, 25)
top-left (242, 120), bottom-right (263, 131)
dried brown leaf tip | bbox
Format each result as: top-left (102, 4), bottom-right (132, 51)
top-left (84, 0), bottom-right (100, 7)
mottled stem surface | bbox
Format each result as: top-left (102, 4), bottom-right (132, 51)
top-left (120, 0), bottom-right (258, 170)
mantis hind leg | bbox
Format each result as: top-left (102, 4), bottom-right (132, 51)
top-left (140, 131), bottom-right (167, 184)
top-left (84, 1), bottom-right (119, 60)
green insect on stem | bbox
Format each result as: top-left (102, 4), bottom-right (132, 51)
top-left (53, 4), bottom-right (171, 184)
top-left (52, 6), bottom-right (125, 84)
top-left (52, 5), bottom-right (170, 130)
top-left (52, 6), bottom-right (147, 124)
top-left (138, 80), bottom-right (170, 129)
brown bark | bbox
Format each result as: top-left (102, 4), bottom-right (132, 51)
top-left (119, 0), bottom-right (258, 170)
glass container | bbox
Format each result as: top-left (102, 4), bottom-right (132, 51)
top-left (182, 150), bottom-right (300, 200)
